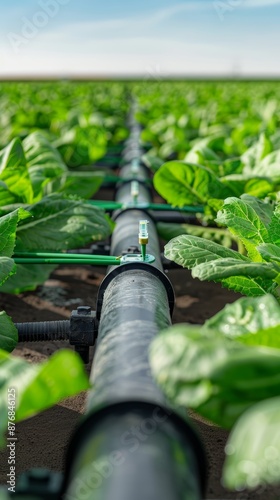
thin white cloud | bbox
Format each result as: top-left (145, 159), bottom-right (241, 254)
top-left (34, 3), bottom-right (210, 40)
top-left (157, 0), bottom-right (280, 13)
top-left (144, 0), bottom-right (280, 19)
top-left (244, 0), bottom-right (280, 7)
top-left (147, 2), bottom-right (210, 21)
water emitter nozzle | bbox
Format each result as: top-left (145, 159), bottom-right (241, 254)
top-left (131, 181), bottom-right (139, 204)
top-left (139, 220), bottom-right (149, 244)
top-left (139, 220), bottom-right (149, 261)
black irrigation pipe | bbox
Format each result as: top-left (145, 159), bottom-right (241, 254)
top-left (63, 107), bottom-right (207, 500)
top-left (8, 106), bottom-right (207, 499)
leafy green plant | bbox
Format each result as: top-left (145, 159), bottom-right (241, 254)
top-left (0, 81), bottom-right (129, 153)
top-left (153, 161), bottom-right (276, 208)
top-left (0, 131), bottom-right (113, 294)
top-left (0, 208), bottom-right (30, 346)
top-left (0, 349), bottom-right (89, 445)
top-left (0, 208), bottom-right (90, 446)
top-left (54, 118), bottom-right (108, 167)
top-left (150, 294), bottom-right (280, 491)
top-left (153, 161), bottom-right (234, 207)
top-left (0, 133), bottom-right (104, 205)
top-left (0, 193), bottom-right (112, 294)
top-left (164, 195), bottom-right (280, 300)
top-left (136, 82), bottom-right (280, 161)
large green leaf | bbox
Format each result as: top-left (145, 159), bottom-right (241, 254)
top-left (192, 258), bottom-right (278, 283)
top-left (0, 257), bottom-right (16, 286)
top-left (0, 263), bottom-right (56, 294)
top-left (162, 213), bottom-right (280, 298)
top-left (0, 138), bottom-right (33, 203)
top-left (0, 195), bottom-right (112, 293)
top-left (150, 325), bottom-right (280, 429)
top-left (219, 175), bottom-right (247, 198)
top-left (243, 177), bottom-right (274, 198)
top-left (221, 175), bottom-right (273, 199)
top-left (55, 125), bottom-right (107, 167)
top-left (221, 275), bottom-right (277, 297)
top-left (216, 197), bottom-right (270, 260)
top-left (0, 349), bottom-right (90, 445)
top-left (242, 133), bottom-right (272, 171)
top-left (268, 204), bottom-right (280, 245)
top-left (185, 145), bottom-right (220, 165)
top-left (15, 194), bottom-right (112, 252)
top-left (153, 161), bottom-right (233, 207)
top-left (0, 208), bottom-right (30, 257)
top-left (258, 243), bottom-right (280, 263)
top-left (240, 194), bottom-right (274, 226)
top-left (0, 182), bottom-right (17, 207)
top-left (200, 158), bottom-right (243, 177)
top-left (61, 171), bottom-right (104, 199)
top-left (0, 208), bottom-right (32, 343)
top-left (164, 235), bottom-right (248, 270)
top-left (252, 149), bottom-right (280, 181)
top-left (205, 295), bottom-right (280, 338)
top-left (238, 324), bottom-right (280, 350)
top-left (23, 132), bottom-right (68, 200)
top-left (223, 397), bottom-right (280, 490)
top-left (0, 312), bottom-right (18, 352)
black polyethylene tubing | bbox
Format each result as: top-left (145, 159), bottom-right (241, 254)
top-left (65, 117), bottom-right (204, 500)
top-left (87, 269), bottom-right (171, 410)
top-left (65, 408), bottom-right (201, 500)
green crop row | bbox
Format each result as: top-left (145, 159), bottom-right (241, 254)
top-left (138, 81), bottom-right (280, 493)
top-left (1, 81), bottom-right (280, 494)
top-left (0, 82), bottom-right (130, 446)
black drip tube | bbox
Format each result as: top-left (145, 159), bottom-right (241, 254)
top-left (63, 109), bottom-right (207, 500)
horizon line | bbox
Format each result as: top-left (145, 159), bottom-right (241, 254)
top-left (1, 73), bottom-right (280, 82)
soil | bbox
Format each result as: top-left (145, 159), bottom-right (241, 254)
top-left (0, 265), bottom-right (279, 499)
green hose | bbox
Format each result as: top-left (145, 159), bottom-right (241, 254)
top-left (88, 200), bottom-right (204, 213)
top-left (14, 252), bottom-right (121, 266)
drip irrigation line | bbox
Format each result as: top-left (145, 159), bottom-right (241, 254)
top-left (89, 200), bottom-right (123, 211)
top-left (14, 251), bottom-right (112, 260)
top-left (14, 257), bottom-right (121, 266)
top-left (88, 200), bottom-right (204, 213)
top-left (13, 252), bottom-right (155, 266)
top-left (14, 253), bottom-right (121, 266)
top-left (103, 176), bottom-right (152, 184)
top-left (149, 203), bottom-right (204, 213)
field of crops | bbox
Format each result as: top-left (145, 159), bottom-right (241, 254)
top-left (1, 81), bottom-right (280, 499)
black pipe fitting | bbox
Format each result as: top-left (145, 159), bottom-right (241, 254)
top-left (15, 306), bottom-right (98, 363)
top-left (69, 307), bottom-right (97, 363)
top-left (15, 320), bottom-right (70, 342)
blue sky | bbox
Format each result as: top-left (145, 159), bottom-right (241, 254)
top-left (0, 0), bottom-right (280, 77)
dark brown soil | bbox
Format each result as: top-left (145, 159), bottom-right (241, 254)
top-left (0, 265), bottom-right (279, 499)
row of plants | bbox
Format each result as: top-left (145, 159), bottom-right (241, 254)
top-left (136, 82), bottom-right (280, 493)
top-left (0, 200), bottom-right (96, 443)
top-left (150, 194), bottom-right (280, 491)
top-left (2, 80), bottom-right (280, 495)
top-left (136, 81), bottom-right (280, 160)
top-left (0, 82), bottom-right (129, 166)
top-left (0, 82), bottom-right (132, 445)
